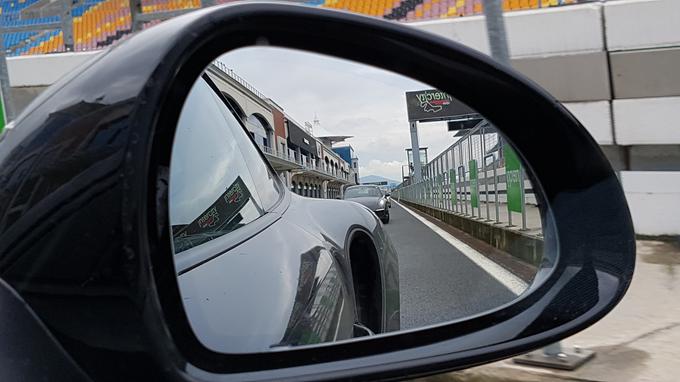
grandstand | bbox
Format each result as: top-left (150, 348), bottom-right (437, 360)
top-left (316, 0), bottom-right (584, 21)
top-left (0, 0), bottom-right (593, 56)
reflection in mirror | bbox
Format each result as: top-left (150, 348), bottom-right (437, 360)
top-left (169, 47), bottom-right (550, 353)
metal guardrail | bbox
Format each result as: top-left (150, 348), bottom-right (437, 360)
top-left (257, 142), bottom-right (295, 163)
top-left (257, 141), bottom-right (352, 182)
top-left (213, 60), bottom-right (270, 103)
top-left (393, 124), bottom-right (540, 234)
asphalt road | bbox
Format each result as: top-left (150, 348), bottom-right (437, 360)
top-left (383, 202), bottom-right (522, 330)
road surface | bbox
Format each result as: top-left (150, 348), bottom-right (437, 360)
top-left (383, 202), bottom-right (526, 330)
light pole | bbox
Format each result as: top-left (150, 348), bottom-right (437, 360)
top-left (481, 0), bottom-right (511, 65)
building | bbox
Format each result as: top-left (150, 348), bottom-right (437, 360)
top-left (206, 63), bottom-right (357, 199)
top-left (332, 145), bottom-right (360, 185)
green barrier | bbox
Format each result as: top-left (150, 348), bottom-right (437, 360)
top-left (449, 168), bottom-right (456, 204)
top-left (469, 159), bottom-right (478, 208)
top-left (504, 145), bottom-right (523, 213)
top-left (436, 174), bottom-right (443, 208)
top-left (0, 91), bottom-right (6, 135)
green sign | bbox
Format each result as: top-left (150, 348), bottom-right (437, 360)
top-left (469, 160), bottom-right (478, 208)
top-left (426, 180), bottom-right (431, 203)
top-left (431, 178), bottom-right (435, 204)
top-left (0, 90), bottom-right (6, 135)
top-left (449, 169), bottom-right (456, 204)
top-left (437, 174), bottom-right (443, 207)
top-left (504, 145), bottom-right (523, 213)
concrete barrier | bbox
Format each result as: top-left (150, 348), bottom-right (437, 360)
top-left (401, 200), bottom-right (543, 267)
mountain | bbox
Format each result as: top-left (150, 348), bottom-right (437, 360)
top-left (360, 175), bottom-right (400, 189)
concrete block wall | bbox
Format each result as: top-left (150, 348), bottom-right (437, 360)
top-left (412, 0), bottom-right (680, 235)
top-left (3, 0), bottom-right (679, 235)
top-left (621, 171), bottom-right (680, 236)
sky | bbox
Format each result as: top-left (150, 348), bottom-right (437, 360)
top-left (219, 47), bottom-right (460, 182)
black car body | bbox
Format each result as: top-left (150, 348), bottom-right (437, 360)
top-left (169, 76), bottom-right (400, 352)
top-left (0, 16), bottom-right (398, 378)
top-left (0, 3), bottom-right (635, 381)
top-left (343, 185), bottom-right (391, 224)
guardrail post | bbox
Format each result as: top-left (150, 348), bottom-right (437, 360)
top-left (520, 165), bottom-right (528, 231)
top-left (475, 136), bottom-right (482, 218)
top-left (493, 150), bottom-right (500, 224)
top-left (61, 0), bottom-right (74, 51)
top-left (459, 144), bottom-right (467, 215)
top-left (129, 0), bottom-right (142, 32)
top-left (454, 145), bottom-right (460, 214)
top-left (468, 134), bottom-right (475, 218)
top-left (481, 127), bottom-right (492, 222)
top-left (445, 151), bottom-right (451, 211)
top-left (0, 34), bottom-right (14, 124)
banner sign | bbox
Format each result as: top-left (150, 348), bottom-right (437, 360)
top-left (425, 179), bottom-right (430, 203)
top-left (363, 181), bottom-right (388, 186)
top-left (0, 89), bottom-right (5, 134)
top-left (437, 174), bottom-right (443, 207)
top-left (406, 89), bottom-right (477, 122)
top-left (172, 176), bottom-right (252, 252)
top-left (504, 145), bottom-right (523, 213)
top-left (430, 178), bottom-right (435, 204)
top-left (449, 169), bottom-right (457, 204)
top-left (430, 177), bottom-right (437, 205)
top-left (469, 160), bottom-right (478, 208)
top-left (287, 120), bottom-right (317, 155)
top-left (447, 118), bottom-right (483, 132)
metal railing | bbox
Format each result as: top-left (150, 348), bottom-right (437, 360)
top-left (257, 141), bottom-right (353, 183)
top-left (304, 161), bottom-right (351, 182)
top-left (213, 60), bottom-right (269, 102)
top-left (257, 142), bottom-right (299, 164)
top-left (393, 124), bottom-right (542, 235)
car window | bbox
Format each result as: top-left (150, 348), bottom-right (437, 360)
top-left (344, 187), bottom-right (381, 198)
top-left (169, 78), bottom-right (279, 254)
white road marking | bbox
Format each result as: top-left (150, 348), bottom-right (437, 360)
top-left (392, 200), bottom-right (528, 296)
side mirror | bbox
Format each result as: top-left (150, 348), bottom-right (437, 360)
top-left (0, 3), bottom-right (634, 382)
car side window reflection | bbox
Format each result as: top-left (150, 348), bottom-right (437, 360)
top-left (169, 78), bottom-right (269, 254)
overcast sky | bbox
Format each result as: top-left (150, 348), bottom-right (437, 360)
top-left (218, 47), bottom-right (458, 181)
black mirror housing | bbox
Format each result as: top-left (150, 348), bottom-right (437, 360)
top-left (0, 3), bottom-right (634, 381)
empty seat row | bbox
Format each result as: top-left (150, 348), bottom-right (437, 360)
top-left (0, 0), bottom-right (39, 15)
top-left (13, 29), bottom-right (63, 56)
top-left (5, 0), bottom-right (588, 56)
top-left (316, 0), bottom-right (584, 21)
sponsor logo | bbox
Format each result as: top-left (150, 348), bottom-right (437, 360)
top-left (197, 207), bottom-right (220, 229)
top-left (415, 91), bottom-right (453, 113)
top-left (506, 169), bottom-right (521, 184)
top-left (224, 183), bottom-right (244, 205)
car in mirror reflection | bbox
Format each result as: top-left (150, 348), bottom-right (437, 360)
top-left (169, 76), bottom-right (400, 353)
top-left (343, 185), bottom-right (391, 224)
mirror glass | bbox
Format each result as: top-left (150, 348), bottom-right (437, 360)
top-left (169, 47), bottom-right (551, 353)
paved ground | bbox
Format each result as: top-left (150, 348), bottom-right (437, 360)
top-left (383, 202), bottom-right (522, 330)
top-left (411, 239), bottom-right (680, 382)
